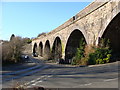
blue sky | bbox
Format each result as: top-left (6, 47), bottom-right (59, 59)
top-left (2, 2), bottom-right (91, 40)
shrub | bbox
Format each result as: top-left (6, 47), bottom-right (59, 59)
top-left (71, 38), bottom-right (86, 65)
top-left (2, 36), bottom-right (26, 64)
top-left (88, 52), bottom-right (96, 65)
top-left (71, 38), bottom-right (112, 65)
top-left (88, 38), bottom-right (112, 65)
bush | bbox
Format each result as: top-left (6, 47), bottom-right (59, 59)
top-left (71, 38), bottom-right (86, 65)
top-left (88, 52), bottom-right (96, 65)
top-left (72, 38), bottom-right (112, 65)
top-left (88, 38), bottom-right (112, 65)
top-left (2, 36), bottom-right (26, 64)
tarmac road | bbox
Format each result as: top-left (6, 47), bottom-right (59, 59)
top-left (2, 57), bottom-right (119, 89)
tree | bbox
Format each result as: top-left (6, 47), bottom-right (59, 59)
top-left (10, 34), bottom-right (15, 41)
top-left (10, 37), bottom-right (24, 62)
top-left (23, 38), bottom-right (32, 44)
top-left (2, 36), bottom-right (25, 64)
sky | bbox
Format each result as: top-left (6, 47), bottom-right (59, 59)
top-left (1, 1), bottom-right (92, 40)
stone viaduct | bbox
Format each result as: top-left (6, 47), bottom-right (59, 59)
top-left (32, 0), bottom-right (120, 63)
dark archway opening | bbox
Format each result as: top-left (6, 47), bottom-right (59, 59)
top-left (44, 40), bottom-right (51, 60)
top-left (101, 13), bottom-right (120, 61)
top-left (52, 37), bottom-right (62, 62)
top-left (39, 42), bottom-right (43, 57)
top-left (65, 29), bottom-right (86, 64)
top-left (33, 43), bottom-right (38, 57)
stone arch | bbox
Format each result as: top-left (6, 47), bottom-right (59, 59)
top-left (39, 42), bottom-right (43, 57)
top-left (65, 29), bottom-right (87, 64)
top-left (44, 40), bottom-right (51, 60)
top-left (67, 25), bottom-right (88, 44)
top-left (98, 12), bottom-right (120, 59)
top-left (33, 43), bottom-right (37, 55)
top-left (52, 36), bottom-right (62, 62)
top-left (98, 11), bottom-right (120, 44)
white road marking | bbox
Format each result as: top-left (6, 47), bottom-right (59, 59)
top-left (24, 83), bottom-right (29, 86)
top-left (23, 75), bottom-right (49, 87)
top-left (104, 78), bottom-right (118, 82)
top-left (78, 83), bottom-right (92, 87)
top-left (41, 76), bottom-right (46, 78)
top-left (22, 74), bottom-right (52, 87)
top-left (34, 82), bottom-right (39, 85)
top-left (36, 78), bottom-right (41, 80)
top-left (31, 83), bottom-right (36, 85)
top-left (84, 83), bottom-right (92, 86)
top-left (31, 80), bottom-right (35, 82)
top-left (27, 86), bottom-right (31, 88)
top-left (38, 80), bottom-right (43, 83)
top-left (31, 80), bottom-right (43, 86)
top-left (48, 75), bottom-right (53, 77)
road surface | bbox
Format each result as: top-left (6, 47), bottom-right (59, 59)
top-left (2, 56), bottom-right (119, 89)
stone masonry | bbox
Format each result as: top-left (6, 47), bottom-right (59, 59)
top-left (32, 0), bottom-right (120, 61)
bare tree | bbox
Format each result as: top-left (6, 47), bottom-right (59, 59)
top-left (10, 37), bottom-right (24, 62)
top-left (2, 36), bottom-right (25, 63)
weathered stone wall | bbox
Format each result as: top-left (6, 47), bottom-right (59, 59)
top-left (32, 0), bottom-right (120, 59)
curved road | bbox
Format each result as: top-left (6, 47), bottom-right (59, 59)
top-left (2, 57), bottom-right (119, 89)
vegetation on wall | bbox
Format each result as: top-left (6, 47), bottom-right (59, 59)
top-left (61, 42), bottom-right (64, 54)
